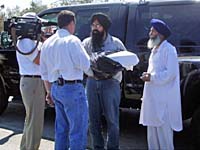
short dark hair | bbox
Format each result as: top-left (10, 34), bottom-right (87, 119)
top-left (57, 10), bottom-right (75, 28)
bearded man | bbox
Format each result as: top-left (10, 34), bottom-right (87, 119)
top-left (82, 12), bottom-right (126, 150)
top-left (139, 19), bottom-right (183, 150)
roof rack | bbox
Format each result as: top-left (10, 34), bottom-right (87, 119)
top-left (139, 0), bottom-right (146, 4)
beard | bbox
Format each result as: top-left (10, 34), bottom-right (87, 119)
top-left (91, 29), bottom-right (104, 52)
top-left (147, 35), bottom-right (161, 49)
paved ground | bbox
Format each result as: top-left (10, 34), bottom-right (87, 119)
top-left (0, 101), bottom-right (193, 150)
top-left (0, 128), bottom-right (54, 150)
top-left (0, 102), bottom-right (54, 150)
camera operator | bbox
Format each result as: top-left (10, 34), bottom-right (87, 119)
top-left (16, 12), bottom-right (45, 150)
top-left (41, 26), bottom-right (55, 43)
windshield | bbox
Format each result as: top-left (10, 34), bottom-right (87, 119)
top-left (39, 8), bottom-right (110, 41)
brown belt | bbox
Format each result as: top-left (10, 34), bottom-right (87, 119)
top-left (21, 75), bottom-right (41, 78)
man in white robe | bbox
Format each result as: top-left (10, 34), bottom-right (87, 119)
top-left (139, 18), bottom-right (183, 150)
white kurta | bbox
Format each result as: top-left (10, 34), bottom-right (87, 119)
top-left (139, 40), bottom-right (183, 132)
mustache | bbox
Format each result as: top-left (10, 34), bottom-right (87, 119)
top-left (91, 29), bottom-right (104, 51)
top-left (92, 29), bottom-right (100, 35)
top-left (147, 36), bottom-right (161, 49)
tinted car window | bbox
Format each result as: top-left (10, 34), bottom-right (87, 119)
top-left (132, 2), bottom-right (200, 54)
top-left (40, 8), bottom-right (109, 40)
top-left (41, 13), bottom-right (58, 23)
top-left (39, 3), bottom-right (128, 42)
top-left (76, 8), bottom-right (109, 40)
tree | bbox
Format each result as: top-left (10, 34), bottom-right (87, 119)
top-left (69, 0), bottom-right (93, 4)
top-left (21, 1), bottom-right (48, 15)
top-left (52, 0), bottom-right (93, 7)
top-left (3, 1), bottom-right (48, 19)
top-left (6, 6), bottom-right (21, 18)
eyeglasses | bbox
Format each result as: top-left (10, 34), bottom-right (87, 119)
top-left (91, 23), bottom-right (102, 29)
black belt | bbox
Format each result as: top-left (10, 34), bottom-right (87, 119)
top-left (21, 75), bottom-right (41, 78)
top-left (63, 80), bottom-right (82, 84)
top-left (54, 79), bottom-right (82, 85)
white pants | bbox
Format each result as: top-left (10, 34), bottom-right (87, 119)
top-left (147, 116), bottom-right (174, 150)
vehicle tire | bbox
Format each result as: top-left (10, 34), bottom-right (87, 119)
top-left (0, 76), bottom-right (8, 115)
top-left (190, 106), bottom-right (200, 149)
top-left (181, 69), bottom-right (200, 120)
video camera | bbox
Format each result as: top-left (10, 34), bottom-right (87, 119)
top-left (7, 15), bottom-right (57, 55)
top-left (9, 15), bottom-right (56, 40)
top-left (9, 16), bottom-right (41, 40)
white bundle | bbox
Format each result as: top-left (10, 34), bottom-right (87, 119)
top-left (107, 50), bottom-right (139, 70)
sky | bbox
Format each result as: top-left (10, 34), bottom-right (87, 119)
top-left (1, 0), bottom-right (182, 11)
top-left (0, 0), bottom-right (138, 10)
top-left (0, 0), bottom-right (57, 10)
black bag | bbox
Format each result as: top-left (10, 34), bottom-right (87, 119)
top-left (91, 52), bottom-right (124, 80)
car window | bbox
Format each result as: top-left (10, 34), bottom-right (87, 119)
top-left (41, 13), bottom-right (58, 23)
top-left (134, 3), bottom-right (200, 54)
top-left (75, 8), bottom-right (109, 40)
top-left (39, 8), bottom-right (109, 41)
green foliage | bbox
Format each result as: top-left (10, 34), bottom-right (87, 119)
top-left (72, 0), bottom-right (93, 4)
top-left (4, 0), bottom-right (95, 18)
top-left (55, 0), bottom-right (93, 6)
top-left (21, 2), bottom-right (48, 15)
top-left (6, 6), bottom-right (21, 18)
top-left (5, 1), bottom-right (47, 18)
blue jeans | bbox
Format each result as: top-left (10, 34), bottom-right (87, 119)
top-left (51, 82), bottom-right (88, 150)
top-left (86, 77), bottom-right (121, 150)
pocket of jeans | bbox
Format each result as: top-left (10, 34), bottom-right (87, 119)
top-left (20, 79), bottom-right (31, 92)
top-left (111, 78), bottom-right (120, 84)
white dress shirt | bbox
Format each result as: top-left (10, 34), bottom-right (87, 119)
top-left (139, 40), bottom-right (183, 132)
top-left (16, 38), bottom-right (40, 75)
top-left (40, 29), bottom-right (91, 82)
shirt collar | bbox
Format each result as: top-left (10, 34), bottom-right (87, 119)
top-left (103, 33), bottom-right (112, 45)
top-left (56, 29), bottom-right (71, 37)
top-left (151, 40), bottom-right (167, 53)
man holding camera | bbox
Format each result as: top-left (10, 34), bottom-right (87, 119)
top-left (16, 12), bottom-right (46, 150)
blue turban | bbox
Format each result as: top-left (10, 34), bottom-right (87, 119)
top-left (150, 19), bottom-right (171, 38)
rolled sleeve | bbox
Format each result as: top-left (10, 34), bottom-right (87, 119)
top-left (40, 47), bottom-right (48, 80)
top-left (70, 38), bottom-right (91, 73)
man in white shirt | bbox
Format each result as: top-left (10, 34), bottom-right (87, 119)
top-left (16, 12), bottom-right (45, 150)
top-left (40, 10), bottom-right (91, 150)
top-left (139, 19), bottom-right (183, 150)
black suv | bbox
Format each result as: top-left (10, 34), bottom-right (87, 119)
top-left (38, 0), bottom-right (200, 120)
top-left (1, 1), bottom-right (200, 139)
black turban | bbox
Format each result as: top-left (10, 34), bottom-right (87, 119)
top-left (91, 12), bottom-right (111, 31)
